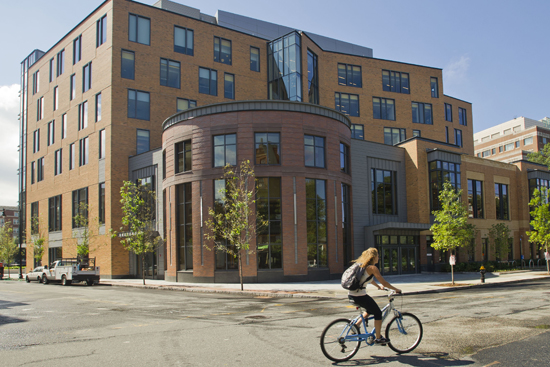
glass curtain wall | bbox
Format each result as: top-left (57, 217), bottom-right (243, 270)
top-left (268, 32), bottom-right (302, 101)
top-left (177, 183), bottom-right (193, 270)
top-left (256, 177), bottom-right (282, 269)
top-left (307, 49), bottom-right (319, 104)
top-left (306, 179), bottom-right (327, 267)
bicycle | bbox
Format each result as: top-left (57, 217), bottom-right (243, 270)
top-left (320, 289), bottom-right (423, 362)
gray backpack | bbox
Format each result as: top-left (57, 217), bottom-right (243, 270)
top-left (341, 263), bottom-right (366, 291)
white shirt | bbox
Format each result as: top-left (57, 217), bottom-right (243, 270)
top-left (347, 266), bottom-right (374, 297)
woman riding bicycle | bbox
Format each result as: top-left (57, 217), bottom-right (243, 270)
top-left (348, 247), bottom-right (401, 345)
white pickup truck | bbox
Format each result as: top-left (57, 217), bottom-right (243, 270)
top-left (42, 258), bottom-right (100, 286)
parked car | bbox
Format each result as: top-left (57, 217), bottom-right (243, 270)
top-left (25, 266), bottom-right (45, 283)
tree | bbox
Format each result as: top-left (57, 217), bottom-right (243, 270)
top-left (28, 217), bottom-right (45, 267)
top-left (488, 223), bottom-right (511, 261)
top-left (527, 187), bottom-right (550, 274)
top-left (115, 180), bottom-right (161, 285)
top-left (527, 144), bottom-right (550, 169)
top-left (204, 160), bottom-right (267, 291)
top-left (463, 223), bottom-right (479, 262)
top-left (0, 223), bottom-right (18, 279)
top-left (73, 202), bottom-right (106, 261)
top-left (430, 181), bottom-right (475, 284)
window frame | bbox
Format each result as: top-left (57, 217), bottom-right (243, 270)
top-left (96, 14), bottom-right (107, 47)
top-left (224, 73), bottom-right (235, 99)
top-left (56, 49), bottom-right (65, 77)
top-left (173, 26), bottom-right (194, 56)
top-left (213, 133), bottom-right (237, 167)
top-left (82, 62), bottom-right (92, 93)
top-left (340, 143), bottom-right (349, 174)
top-left (73, 34), bottom-right (82, 64)
top-left (335, 92), bottom-right (359, 117)
top-left (495, 183), bottom-right (509, 220)
top-left (175, 140), bottom-right (192, 173)
top-left (382, 69), bottom-right (410, 94)
top-left (371, 168), bottom-right (398, 215)
top-left (121, 49), bottom-right (135, 80)
top-left (198, 67), bottom-right (217, 96)
top-left (372, 97), bottom-right (395, 120)
top-left (47, 121), bottom-right (55, 146)
top-left (176, 98), bottom-right (197, 112)
top-left (467, 179), bottom-right (484, 219)
top-left (99, 129), bottom-right (106, 159)
top-left (412, 102), bottom-right (433, 125)
top-left (459, 107), bottom-right (467, 126)
top-left (70, 74), bottom-right (76, 100)
top-left (304, 135), bottom-right (326, 168)
top-left (445, 103), bottom-right (453, 122)
top-left (306, 178), bottom-right (327, 268)
top-left (213, 36), bottom-right (232, 65)
top-left (99, 183), bottom-right (106, 224)
top-left (54, 149), bottom-right (62, 176)
top-left (78, 101), bottom-right (88, 130)
top-left (337, 63), bottom-right (362, 88)
top-left (383, 127), bottom-right (406, 146)
top-left (95, 93), bottom-right (102, 122)
top-left (455, 129), bottom-right (463, 147)
top-left (256, 177), bottom-right (283, 270)
top-left (53, 86), bottom-right (59, 111)
top-left (250, 46), bottom-right (260, 72)
top-left (136, 129), bottom-right (150, 155)
top-left (255, 132), bottom-right (281, 166)
top-left (128, 13), bottom-right (151, 46)
top-left (61, 114), bottom-right (67, 140)
top-left (127, 89), bottom-right (150, 120)
top-left (69, 143), bottom-right (76, 170)
top-left (351, 124), bottom-right (364, 140)
top-left (430, 77), bottom-right (439, 98)
top-left (160, 58), bottom-right (181, 89)
top-left (72, 187), bottom-right (88, 228)
top-left (79, 136), bottom-right (89, 166)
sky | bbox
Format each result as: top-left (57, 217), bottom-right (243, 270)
top-left (0, 0), bottom-right (549, 206)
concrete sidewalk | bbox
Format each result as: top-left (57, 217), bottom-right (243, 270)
top-left (98, 270), bottom-right (550, 298)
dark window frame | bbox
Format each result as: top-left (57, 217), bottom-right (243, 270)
top-left (382, 69), bottom-right (410, 94)
top-left (335, 92), bottom-right (359, 117)
top-left (121, 49), bottom-right (135, 80)
top-left (340, 143), bottom-right (350, 174)
top-left (128, 13), bottom-right (151, 46)
top-left (250, 46), bottom-right (260, 72)
top-left (306, 178), bottom-right (327, 268)
top-left (431, 77), bottom-right (439, 98)
top-left (371, 168), bottom-right (398, 215)
top-left (95, 93), bottom-right (102, 122)
top-left (455, 129), bottom-right (463, 147)
top-left (175, 140), bottom-right (192, 173)
top-left (198, 67), bottom-right (217, 96)
top-left (495, 183), bottom-right (509, 220)
top-left (351, 124), bottom-right (364, 140)
top-left (56, 49), bottom-right (65, 77)
top-left (173, 26), bottom-right (194, 56)
top-left (256, 177), bottom-right (282, 270)
top-left (468, 179), bottom-right (484, 219)
top-left (429, 160), bottom-right (461, 211)
top-left (459, 107), bottom-right (467, 126)
top-left (96, 14), bottom-right (107, 47)
top-left (160, 57), bottom-right (181, 89)
top-left (82, 62), bottom-right (92, 93)
top-left (213, 36), bottom-right (232, 65)
top-left (445, 103), bottom-right (453, 122)
top-left (224, 73), bottom-right (235, 99)
top-left (48, 195), bottom-right (62, 232)
top-left (127, 89), bottom-right (150, 120)
top-left (78, 101), bottom-right (88, 130)
top-left (72, 187), bottom-right (88, 228)
top-left (412, 102), bottom-right (433, 125)
top-left (99, 129), bottom-right (106, 159)
top-left (304, 135), bottom-right (326, 168)
top-left (99, 183), bottom-right (106, 224)
top-left (373, 97), bottom-right (396, 120)
top-left (213, 133), bottom-right (237, 167)
top-left (73, 34), bottom-right (82, 64)
top-left (79, 136), bottom-right (89, 166)
top-left (136, 129), bottom-right (150, 155)
top-left (176, 98), bottom-right (197, 112)
top-left (255, 132), bottom-right (281, 166)
top-left (337, 63), bottom-right (362, 88)
top-left (383, 127), bottom-right (406, 145)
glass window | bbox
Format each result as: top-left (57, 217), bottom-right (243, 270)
top-left (256, 177), bottom-right (282, 269)
top-left (213, 134), bottom-right (236, 167)
top-left (73, 35), bottom-right (82, 64)
top-left (53, 86), bottom-right (59, 111)
top-left (455, 129), bottom-right (463, 147)
top-left (32, 70), bottom-right (39, 95)
top-left (468, 179), bottom-right (484, 218)
top-left (382, 70), bottom-right (409, 94)
top-left (384, 127), bottom-right (406, 145)
top-left (351, 124), bottom-right (364, 140)
top-left (33, 129), bottom-right (40, 153)
top-left (199, 67), bottom-right (217, 96)
top-left (371, 169), bottom-right (397, 215)
top-left (515, 140), bottom-right (520, 148)
top-left (70, 74), bottom-right (76, 100)
top-left (335, 93), bottom-right (359, 117)
top-left (214, 36), bottom-right (232, 65)
top-left (48, 121), bottom-right (54, 146)
top-left (412, 102), bottom-right (433, 124)
top-left (306, 179), bottom-right (327, 268)
top-left (37, 157), bottom-right (44, 182)
top-left (373, 97), bottom-right (395, 120)
top-left (213, 179), bottom-right (237, 270)
top-left (413, 130), bottom-right (421, 137)
top-left (48, 195), bottom-right (62, 232)
top-left (338, 63), bottom-right (362, 87)
top-left (267, 32), bottom-right (302, 102)
top-left (307, 50), bottom-right (319, 104)
top-left (96, 15), bottom-right (107, 47)
top-left (250, 47), bottom-right (260, 72)
top-left (177, 98), bottom-right (196, 112)
top-left (61, 114), bottom-right (67, 139)
top-left (524, 137), bottom-right (533, 145)
top-left (121, 50), bottom-right (135, 80)
top-left (255, 133), bottom-right (280, 165)
top-left (174, 26), bottom-right (194, 55)
top-left (54, 149), bottom-right (62, 176)
top-left (459, 107), bottom-right (467, 126)
top-left (95, 93), bottom-right (102, 122)
top-left (482, 150), bottom-right (490, 157)
top-left (175, 140), bottom-right (192, 173)
top-left (78, 101), bottom-right (88, 130)
top-left (446, 126), bottom-right (449, 143)
top-left (445, 103), bottom-right (452, 122)
top-left (340, 143), bottom-right (349, 174)
top-left (495, 183), bottom-right (509, 220)
top-left (224, 73), bottom-right (235, 99)
top-left (72, 187), bottom-right (88, 228)
top-left (160, 58), bottom-right (181, 88)
top-left (504, 143), bottom-right (514, 151)
top-left (31, 161), bottom-right (35, 184)
top-left (429, 160), bottom-right (461, 211)
top-left (431, 77), bottom-right (439, 98)
top-left (99, 129), bottom-right (106, 159)
top-left (129, 14), bottom-right (150, 45)
top-left (128, 89), bottom-right (150, 120)
top-left (99, 183), bottom-right (105, 224)
top-left (69, 143), bottom-right (75, 170)
top-left (136, 129), bottom-right (150, 155)
top-left (57, 49), bottom-right (65, 77)
top-left (31, 202), bottom-right (39, 234)
top-left (491, 148), bottom-right (496, 155)
top-left (49, 58), bottom-right (54, 83)
top-left (177, 183), bottom-right (193, 270)
top-left (304, 135), bottom-right (325, 168)
top-left (37, 97), bottom-right (44, 121)
top-left (83, 62), bottom-right (92, 92)
top-left (79, 137), bottom-right (89, 166)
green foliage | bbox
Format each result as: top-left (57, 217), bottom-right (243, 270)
top-left (441, 261), bottom-right (520, 273)
top-left (488, 223), bottom-right (511, 260)
top-left (28, 217), bottom-right (45, 266)
top-left (0, 223), bottom-right (18, 278)
top-left (73, 202), bottom-right (91, 259)
top-left (528, 144), bottom-right (550, 169)
top-left (527, 187), bottom-right (550, 274)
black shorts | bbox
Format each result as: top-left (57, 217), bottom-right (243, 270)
top-left (348, 294), bottom-right (382, 320)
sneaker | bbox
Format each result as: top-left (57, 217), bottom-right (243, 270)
top-left (374, 337), bottom-right (390, 345)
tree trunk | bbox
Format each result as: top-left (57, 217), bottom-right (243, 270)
top-left (546, 244), bottom-right (549, 275)
top-left (451, 264), bottom-right (454, 285)
top-left (238, 252), bottom-right (244, 291)
top-left (142, 256), bottom-right (146, 285)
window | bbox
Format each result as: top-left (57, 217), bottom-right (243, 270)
top-left (412, 102), bottom-right (433, 124)
top-left (384, 127), bottom-right (406, 145)
top-left (70, 74), bottom-right (76, 100)
top-left (213, 134), bottom-right (236, 167)
top-left (304, 135), bottom-right (325, 168)
top-left (177, 183), bottom-right (193, 270)
top-left (69, 143), bottom-right (76, 170)
top-left (495, 183), bottom-right (509, 220)
top-left (73, 35), bottom-right (82, 64)
top-left (177, 98), bottom-right (196, 112)
top-left (32, 70), bottom-right (39, 95)
top-left (515, 141), bottom-right (520, 148)
top-left (213, 179), bottom-right (236, 270)
top-left (128, 90), bottom-right (150, 120)
top-left (468, 179), bottom-right (483, 218)
top-left (48, 121), bottom-right (54, 146)
top-left (31, 161), bottom-right (35, 184)
top-left (445, 103), bottom-right (452, 122)
top-left (99, 129), bottom-right (106, 159)
top-left (175, 140), bottom-right (192, 173)
top-left (121, 50), bottom-right (135, 80)
top-left (37, 97), bottom-right (44, 121)
top-left (53, 86), bottom-right (59, 111)
top-left (455, 129), bottom-right (463, 147)
top-left (373, 97), bottom-right (395, 120)
top-left (199, 68), bottom-right (217, 96)
top-left (340, 143), bottom-right (349, 174)
top-left (33, 129), bottom-right (40, 153)
top-left (160, 58), bottom-right (180, 88)
top-left (99, 183), bottom-right (105, 224)
top-left (49, 58), bottom-right (54, 83)
top-left (255, 133), bottom-right (280, 165)
top-left (429, 160), bottom-right (461, 211)
top-left (371, 169), bottom-right (397, 215)
top-left (129, 14), bottom-right (150, 45)
top-left (174, 26), bottom-right (194, 55)
top-left (499, 146), bottom-right (503, 152)
top-left (136, 129), bottom-right (150, 155)
top-left (504, 143), bottom-right (514, 151)
top-left (79, 137), bottom-right (89, 166)
top-left (307, 50), bottom-right (319, 104)
top-left (413, 130), bottom-right (421, 137)
top-left (351, 124), bottom-right (364, 140)
top-left (256, 177), bottom-right (282, 269)
top-left (48, 195), bottom-right (62, 232)
top-left (250, 47), bottom-right (260, 72)
top-left (338, 63), bottom-right (361, 87)
top-left (61, 114), bottom-right (67, 139)
top-left (78, 101), bottom-right (88, 130)
top-left (459, 107), bottom-right (467, 126)
top-left (83, 62), bottom-right (92, 92)
top-left (382, 70), bottom-right (409, 94)
top-left (524, 137), bottom-right (533, 145)
top-left (430, 77), bottom-right (439, 98)
top-left (31, 202), bottom-right (39, 234)
top-left (214, 36), bottom-right (232, 65)
top-left (492, 148), bottom-right (496, 155)
top-left (306, 179), bottom-right (327, 268)
top-left (445, 127), bottom-right (448, 143)
top-left (54, 149), bottom-right (62, 176)
top-left (56, 49), bottom-right (65, 77)
top-left (95, 93), bottom-right (102, 122)
top-left (72, 187), bottom-right (88, 228)
top-left (335, 93), bottom-right (359, 117)
top-left (97, 15), bottom-right (107, 47)
top-left (224, 73), bottom-right (235, 99)
top-left (341, 183), bottom-right (351, 263)
top-left (267, 32), bottom-right (302, 102)
top-left (37, 157), bottom-right (44, 182)
top-left (162, 150), bottom-right (166, 180)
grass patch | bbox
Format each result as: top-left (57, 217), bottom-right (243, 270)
top-left (461, 346), bottom-right (476, 355)
top-left (535, 324), bottom-right (550, 329)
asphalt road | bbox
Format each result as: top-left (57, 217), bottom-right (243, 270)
top-left (1, 279), bottom-right (549, 366)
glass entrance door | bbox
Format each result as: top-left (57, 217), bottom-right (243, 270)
top-left (137, 252), bottom-right (158, 279)
top-left (377, 235), bottom-right (419, 275)
top-left (381, 247), bottom-right (399, 275)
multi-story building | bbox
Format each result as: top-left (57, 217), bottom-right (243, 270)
top-left (19, 0), bottom-right (547, 282)
top-left (0, 206), bottom-right (20, 240)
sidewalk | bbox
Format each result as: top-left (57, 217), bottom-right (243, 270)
top-left (98, 270), bottom-right (550, 298)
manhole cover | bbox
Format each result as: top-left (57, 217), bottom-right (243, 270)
top-left (245, 315), bottom-right (269, 320)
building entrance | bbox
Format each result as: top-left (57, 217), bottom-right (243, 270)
top-left (137, 252), bottom-right (158, 279)
top-left (376, 235), bottom-right (419, 275)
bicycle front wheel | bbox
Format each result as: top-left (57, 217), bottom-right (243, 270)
top-left (320, 318), bottom-right (361, 362)
top-left (385, 312), bottom-right (423, 353)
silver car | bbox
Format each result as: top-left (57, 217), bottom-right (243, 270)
top-left (25, 266), bottom-right (46, 283)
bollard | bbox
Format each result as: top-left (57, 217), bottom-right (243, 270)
top-left (480, 265), bottom-right (486, 283)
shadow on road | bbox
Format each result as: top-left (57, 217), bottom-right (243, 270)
top-left (330, 352), bottom-right (474, 366)
top-left (0, 300), bottom-right (29, 327)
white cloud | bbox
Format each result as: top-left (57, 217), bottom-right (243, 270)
top-left (0, 84), bottom-right (21, 206)
top-left (443, 55), bottom-right (471, 85)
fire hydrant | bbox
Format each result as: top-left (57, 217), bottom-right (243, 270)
top-left (480, 265), bottom-right (486, 283)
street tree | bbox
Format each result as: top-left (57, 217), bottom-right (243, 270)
top-left (488, 222), bottom-right (512, 261)
top-left (73, 202), bottom-right (106, 261)
top-left (430, 181), bottom-right (475, 284)
top-left (115, 180), bottom-right (161, 285)
top-left (0, 223), bottom-right (18, 278)
top-left (204, 160), bottom-right (267, 291)
top-left (527, 187), bottom-right (550, 274)
top-left (28, 217), bottom-right (45, 267)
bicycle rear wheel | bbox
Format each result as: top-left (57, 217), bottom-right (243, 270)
top-left (320, 318), bottom-right (361, 362)
top-left (385, 312), bottom-right (423, 353)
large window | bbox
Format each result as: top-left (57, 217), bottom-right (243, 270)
top-left (306, 179), bottom-right (327, 268)
top-left (429, 160), bottom-right (461, 211)
top-left (37, 157), bottom-right (44, 182)
top-left (335, 93), bottom-right (359, 117)
top-left (214, 179), bottom-right (237, 270)
top-left (33, 129), bottom-right (40, 153)
top-left (341, 184), bottom-right (351, 265)
top-left (214, 36), bottom-right (232, 65)
top-left (382, 70), bottom-right (409, 94)
top-left (72, 187), bottom-right (88, 228)
top-left (174, 26), bottom-right (194, 55)
top-left (371, 169), bottom-right (397, 215)
top-left (53, 86), bottom-right (59, 111)
top-left (351, 124), bottom-right (364, 140)
top-left (31, 161), bottom-right (35, 184)
top-left (455, 129), bottom-right (463, 147)
top-left (459, 107), bottom-right (467, 126)
top-left (255, 133), bottom-right (280, 165)
top-left (338, 63), bottom-right (361, 87)
top-left (307, 50), bottom-right (319, 104)
top-left (73, 35), bottom-right (82, 64)
top-left (78, 101), bottom-right (88, 130)
top-left (175, 140), bottom-right (192, 173)
top-left (177, 183), bottom-right (193, 270)
top-left (412, 102), bottom-right (433, 124)
top-left (49, 58), bottom-right (54, 83)
top-left (340, 143), bottom-right (349, 174)
top-left (468, 179), bottom-right (483, 218)
top-left (373, 97), bottom-right (395, 120)
top-left (430, 77), bottom-right (439, 98)
top-left (95, 93), bottom-right (102, 122)
top-left (213, 134), bottom-right (236, 167)
top-left (32, 70), bottom-right (39, 95)
top-left (177, 98), bottom-right (196, 112)
top-left (267, 32), bottom-right (302, 101)
top-left (136, 129), bottom-right (150, 155)
top-left (384, 127), bottom-right (406, 146)
top-left (445, 103), bottom-right (452, 122)
top-left (69, 143), bottom-right (76, 170)
top-left (121, 50), bottom-right (135, 79)
top-left (96, 15), bottom-right (107, 47)
top-left (70, 74), bottom-right (76, 100)
top-left (128, 90), bottom-right (150, 120)
top-left (54, 149), bottom-right (62, 176)
top-left (129, 14), bottom-right (150, 45)
top-left (224, 73), bottom-right (235, 99)
top-left (37, 97), bottom-right (44, 121)
top-left (57, 49), bottom-right (65, 77)
top-left (304, 135), bottom-right (325, 168)
top-left (83, 62), bottom-right (92, 92)
top-left (99, 183), bottom-right (105, 224)
top-left (99, 129), bottom-right (106, 159)
top-left (79, 137), bottom-right (89, 166)
top-left (48, 195), bottom-right (62, 232)
top-left (256, 177), bottom-right (282, 269)
top-left (495, 183), bottom-right (509, 220)
top-left (199, 67), bottom-right (217, 96)
top-left (250, 47), bottom-right (260, 72)
top-left (160, 58), bottom-right (180, 88)
top-left (48, 121), bottom-right (55, 146)
top-left (31, 202), bottom-right (39, 234)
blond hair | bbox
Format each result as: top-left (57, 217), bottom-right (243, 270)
top-left (352, 248), bottom-right (378, 268)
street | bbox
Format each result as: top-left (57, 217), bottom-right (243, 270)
top-left (1, 279), bottom-right (549, 366)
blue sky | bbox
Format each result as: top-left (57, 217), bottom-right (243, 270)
top-left (0, 0), bottom-right (548, 205)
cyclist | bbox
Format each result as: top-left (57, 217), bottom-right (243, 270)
top-left (348, 247), bottom-right (401, 345)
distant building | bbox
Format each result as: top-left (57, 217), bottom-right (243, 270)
top-left (0, 206), bottom-right (20, 239)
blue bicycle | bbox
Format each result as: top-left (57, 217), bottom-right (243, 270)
top-left (320, 290), bottom-right (423, 362)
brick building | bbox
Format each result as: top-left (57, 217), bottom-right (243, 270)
top-left (19, 0), bottom-right (545, 282)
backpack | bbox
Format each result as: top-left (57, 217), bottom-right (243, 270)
top-left (341, 263), bottom-right (366, 291)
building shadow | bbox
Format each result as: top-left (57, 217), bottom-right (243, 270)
top-left (0, 300), bottom-right (29, 327)
top-left (330, 352), bottom-right (475, 366)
